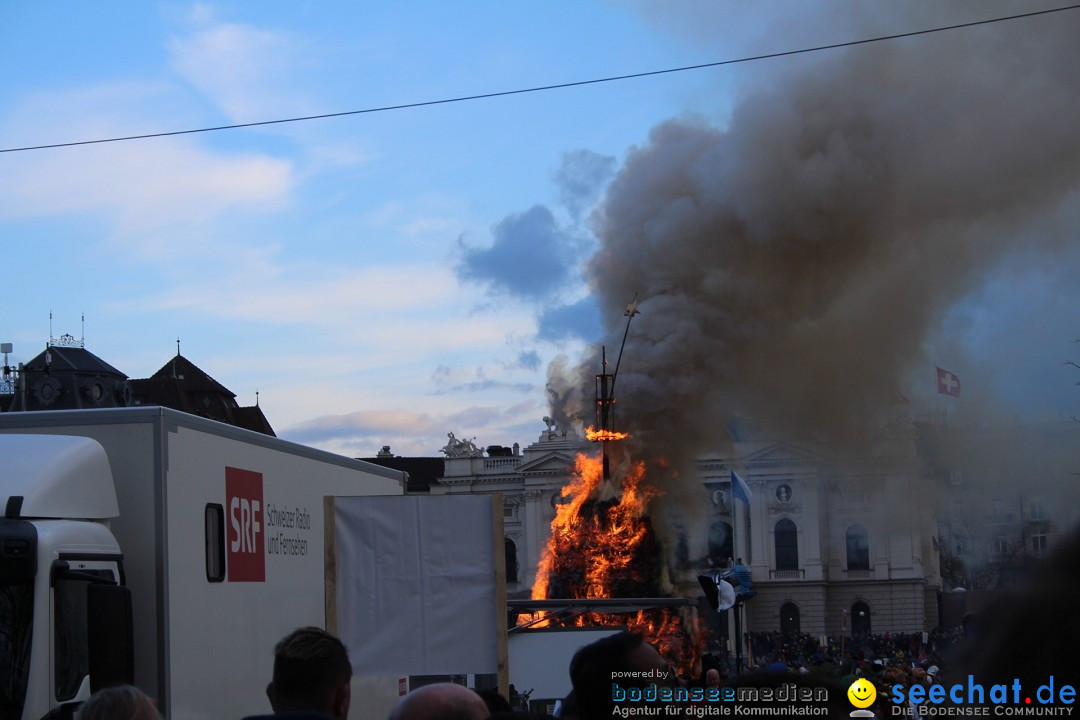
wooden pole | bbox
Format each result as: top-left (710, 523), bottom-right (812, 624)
top-left (492, 493), bottom-right (509, 698)
top-left (323, 495), bottom-right (338, 635)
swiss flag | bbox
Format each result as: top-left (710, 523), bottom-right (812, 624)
top-left (936, 366), bottom-right (961, 397)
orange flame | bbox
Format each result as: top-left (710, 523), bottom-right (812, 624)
top-left (584, 426), bottom-right (631, 442)
top-left (527, 452), bottom-right (701, 670)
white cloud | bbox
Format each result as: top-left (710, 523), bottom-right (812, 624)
top-left (1, 138), bottom-right (293, 247)
top-left (168, 19), bottom-right (310, 123)
top-left (147, 262), bottom-right (459, 325)
top-left (134, 259), bottom-right (538, 392)
top-left (165, 11), bottom-right (374, 176)
top-left (285, 409), bottom-right (439, 443)
top-left (363, 195), bottom-right (473, 246)
top-left (400, 216), bottom-right (463, 241)
top-left (277, 397), bottom-right (550, 458)
top-left (0, 83), bottom-right (295, 243)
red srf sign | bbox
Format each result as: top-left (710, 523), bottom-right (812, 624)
top-left (226, 467), bottom-right (265, 582)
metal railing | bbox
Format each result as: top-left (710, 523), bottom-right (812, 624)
top-left (483, 457), bottom-right (521, 471)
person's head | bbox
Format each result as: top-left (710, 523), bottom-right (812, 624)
top-left (705, 668), bottom-right (721, 688)
top-left (881, 667), bottom-right (907, 686)
top-left (75, 685), bottom-right (160, 720)
top-left (556, 690), bottom-right (578, 719)
top-left (474, 687), bottom-right (512, 714)
top-left (266, 626), bottom-right (352, 720)
top-left (953, 528), bottom-right (1080, 708)
top-left (569, 632), bottom-right (672, 720)
top-left (388, 683), bottom-right (490, 720)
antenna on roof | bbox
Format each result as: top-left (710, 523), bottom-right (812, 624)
top-left (176, 338), bottom-right (181, 357)
top-left (47, 312), bottom-right (83, 348)
top-left (591, 293), bottom-right (640, 481)
top-left (81, 313), bottom-right (85, 346)
top-left (256, 390), bottom-right (260, 407)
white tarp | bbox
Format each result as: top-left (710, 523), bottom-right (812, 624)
top-left (509, 628), bottom-right (622, 701)
top-left (334, 495), bottom-right (497, 675)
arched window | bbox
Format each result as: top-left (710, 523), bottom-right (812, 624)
top-left (708, 521), bottom-right (733, 568)
top-left (780, 602), bottom-right (801, 635)
top-left (846, 524), bottom-right (870, 571)
top-left (774, 518), bottom-right (798, 571)
top-left (505, 538), bottom-right (519, 583)
top-left (675, 532), bottom-right (690, 570)
top-left (851, 601), bottom-right (871, 637)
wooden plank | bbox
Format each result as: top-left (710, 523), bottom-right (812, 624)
top-left (324, 495), bottom-right (338, 635)
top-left (492, 492), bottom-right (509, 698)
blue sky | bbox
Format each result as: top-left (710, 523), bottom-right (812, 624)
top-left (3, 2), bottom-right (1080, 457)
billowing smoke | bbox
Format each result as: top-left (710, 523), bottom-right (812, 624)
top-left (919, 420), bottom-right (1080, 590)
top-left (548, 6), bottom-right (1080, 545)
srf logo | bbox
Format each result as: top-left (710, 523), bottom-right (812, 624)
top-left (226, 467), bottom-right (265, 582)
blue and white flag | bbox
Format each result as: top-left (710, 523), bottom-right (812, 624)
top-left (731, 469), bottom-right (752, 504)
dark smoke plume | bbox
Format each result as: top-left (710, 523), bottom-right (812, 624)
top-left (548, 7), bottom-right (1080, 521)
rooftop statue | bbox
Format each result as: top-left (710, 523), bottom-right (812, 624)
top-left (441, 431), bottom-right (482, 458)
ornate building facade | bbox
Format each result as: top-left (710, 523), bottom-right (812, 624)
top-left (698, 436), bottom-right (941, 637)
top-left (426, 420), bottom-right (945, 637)
top-left (430, 425), bottom-right (579, 599)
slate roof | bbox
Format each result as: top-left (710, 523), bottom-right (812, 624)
top-left (24, 346), bottom-right (127, 378)
top-left (145, 354), bottom-right (233, 396)
top-left (5, 347), bottom-right (274, 437)
top-left (129, 354), bottom-right (275, 436)
top-left (361, 455), bottom-right (444, 493)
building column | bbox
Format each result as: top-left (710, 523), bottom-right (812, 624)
top-left (750, 480), bottom-right (770, 581)
top-left (522, 487), bottom-right (548, 592)
top-left (803, 482), bottom-right (824, 581)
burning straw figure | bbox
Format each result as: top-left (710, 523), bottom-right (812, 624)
top-left (529, 300), bottom-right (703, 670)
top-left (529, 452), bottom-right (701, 670)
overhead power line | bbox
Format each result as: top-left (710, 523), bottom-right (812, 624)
top-left (3, 3), bottom-right (1078, 154)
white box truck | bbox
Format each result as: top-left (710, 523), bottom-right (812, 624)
top-left (0, 407), bottom-right (406, 720)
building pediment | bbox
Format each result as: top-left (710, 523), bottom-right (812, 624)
top-left (518, 451), bottom-right (576, 476)
top-left (697, 442), bottom-right (823, 478)
top-left (744, 442), bottom-right (822, 470)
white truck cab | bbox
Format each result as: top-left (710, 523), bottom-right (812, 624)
top-left (1, 435), bottom-right (132, 720)
top-left (0, 408), bottom-right (407, 720)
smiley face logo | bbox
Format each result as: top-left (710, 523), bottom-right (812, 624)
top-left (847, 678), bottom-right (877, 708)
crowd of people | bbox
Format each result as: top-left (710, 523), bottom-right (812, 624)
top-left (74, 626), bottom-right (508, 720)
top-left (743, 626), bottom-right (963, 674)
top-left (71, 528), bottom-right (1079, 720)
top-left (66, 617), bottom-right (1061, 720)
top-left (69, 625), bottom-right (942, 720)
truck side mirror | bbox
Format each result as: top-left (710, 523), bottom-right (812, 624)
top-left (0, 516), bottom-right (37, 582)
top-left (87, 584), bottom-right (134, 691)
